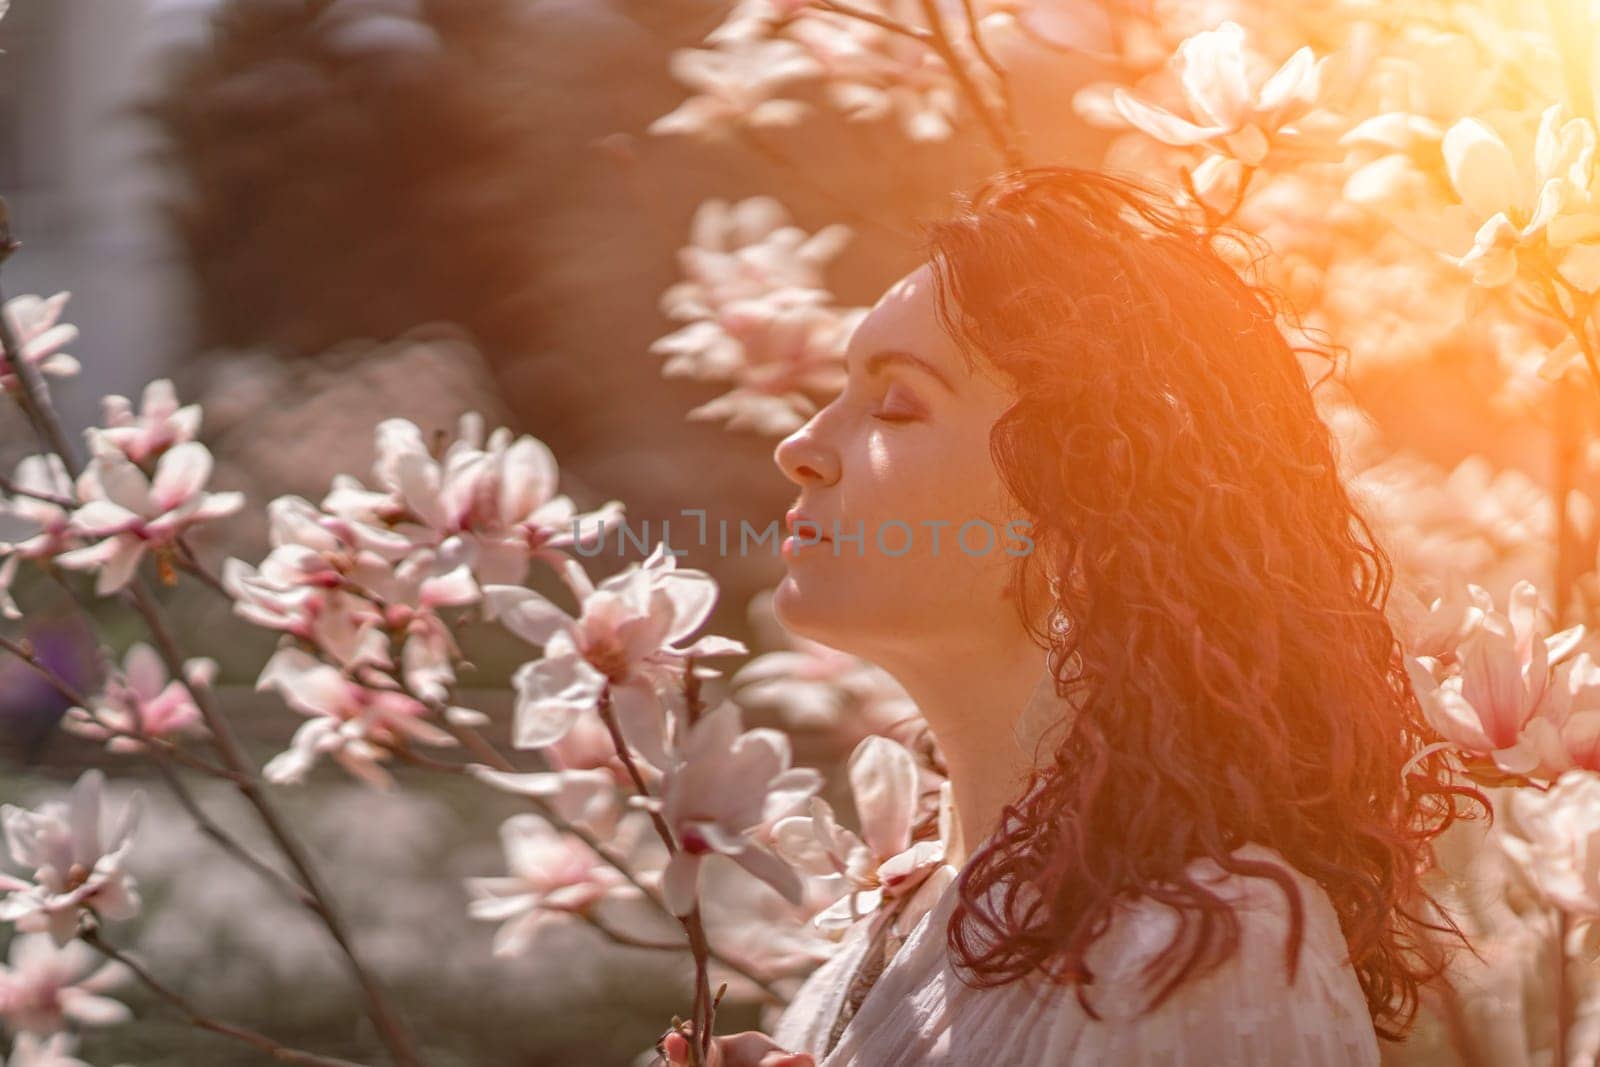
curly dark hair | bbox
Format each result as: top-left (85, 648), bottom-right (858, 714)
top-left (921, 165), bottom-right (1486, 1040)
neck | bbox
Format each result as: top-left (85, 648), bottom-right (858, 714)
top-left (874, 625), bottom-right (1048, 869)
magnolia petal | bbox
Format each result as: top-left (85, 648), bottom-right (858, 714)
top-left (730, 843), bottom-right (803, 906)
top-left (848, 736), bottom-right (919, 860)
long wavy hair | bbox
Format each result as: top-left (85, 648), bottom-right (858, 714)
top-left (923, 166), bottom-right (1485, 1040)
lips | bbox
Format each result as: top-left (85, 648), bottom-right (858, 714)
top-left (785, 508), bottom-right (832, 542)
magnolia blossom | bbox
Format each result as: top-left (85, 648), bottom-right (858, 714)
top-left (87, 379), bottom-right (201, 465)
top-left (652, 197), bottom-right (859, 434)
top-left (1400, 579), bottom-right (1492, 660)
top-left (468, 707), bottom-right (632, 833)
top-left (647, 703), bottom-right (818, 916)
top-left (0, 455), bottom-right (79, 619)
top-left (1406, 580), bottom-right (1584, 778)
top-left (1107, 22), bottom-right (1327, 167)
top-left (321, 414), bottom-right (623, 586)
top-left (650, 36), bottom-right (819, 139)
top-left (0, 771), bottom-right (142, 946)
top-left (484, 545), bottom-right (746, 761)
top-left (0, 294), bottom-right (80, 391)
top-left (1439, 104), bottom-right (1598, 290)
top-left (464, 814), bottom-right (630, 957)
top-left (1498, 770), bottom-right (1600, 919)
top-left (223, 495), bottom-right (412, 670)
top-left (60, 642), bottom-right (212, 752)
top-left (773, 736), bottom-right (951, 933)
top-left (54, 444), bottom-right (243, 596)
top-left (254, 647), bottom-right (457, 790)
top-left (733, 633), bottom-right (917, 739)
top-left (787, 6), bottom-right (960, 143)
top-left (660, 196), bottom-right (852, 320)
top-left (676, 304), bottom-right (861, 435)
top-left (0, 934), bottom-right (131, 1035)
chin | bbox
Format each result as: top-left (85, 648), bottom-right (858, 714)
top-left (772, 573), bottom-right (892, 660)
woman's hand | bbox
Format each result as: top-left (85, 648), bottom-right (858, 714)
top-left (655, 1028), bottom-right (815, 1067)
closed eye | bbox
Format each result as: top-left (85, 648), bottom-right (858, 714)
top-left (871, 383), bottom-right (927, 423)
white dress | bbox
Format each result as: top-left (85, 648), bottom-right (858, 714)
top-left (771, 841), bottom-right (1382, 1066)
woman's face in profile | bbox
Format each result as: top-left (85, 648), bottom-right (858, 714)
top-left (772, 264), bottom-right (1030, 662)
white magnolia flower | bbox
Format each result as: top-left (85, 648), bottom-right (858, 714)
top-left (0, 772), bottom-right (142, 946)
top-left (1499, 769), bottom-right (1600, 918)
top-left (773, 736), bottom-right (951, 933)
top-left (1110, 21), bottom-right (1326, 166)
top-left (1440, 104), bottom-right (1598, 289)
top-left (61, 642), bottom-right (212, 753)
top-left (464, 814), bottom-right (630, 957)
top-left (0, 934), bottom-right (131, 1036)
top-left (0, 456), bottom-right (79, 619)
top-left (255, 647), bottom-right (457, 790)
top-left (0, 294), bottom-right (80, 390)
top-left (54, 444), bottom-right (244, 596)
top-left (87, 379), bottom-right (202, 465)
top-left (648, 703), bottom-right (817, 916)
top-left (484, 544), bottom-right (746, 760)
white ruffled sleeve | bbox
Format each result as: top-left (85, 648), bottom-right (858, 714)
top-left (1054, 868), bottom-right (1382, 1066)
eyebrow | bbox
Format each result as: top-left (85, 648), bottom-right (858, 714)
top-left (861, 349), bottom-right (958, 395)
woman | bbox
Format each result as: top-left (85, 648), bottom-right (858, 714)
top-left (663, 165), bottom-right (1481, 1066)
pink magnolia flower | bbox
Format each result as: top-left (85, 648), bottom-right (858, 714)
top-left (1110, 21), bottom-right (1327, 167)
top-left (671, 302), bottom-right (862, 436)
top-left (54, 444), bottom-right (244, 596)
top-left (0, 771), bottom-right (142, 946)
top-left (1400, 578), bottom-right (1492, 660)
top-left (650, 38), bottom-right (819, 140)
top-left (344, 545), bottom-right (480, 704)
top-left (222, 496), bottom-right (411, 670)
top-left (1407, 581), bottom-right (1585, 777)
top-left (254, 647), bottom-right (457, 790)
top-left (773, 736), bottom-right (950, 933)
top-left (484, 545), bottom-right (746, 761)
top-left (0, 294), bottom-right (79, 392)
top-left (322, 415), bottom-right (623, 586)
top-left (464, 814), bottom-right (630, 956)
top-left (651, 196), bottom-right (860, 435)
top-left (1515, 651), bottom-right (1600, 778)
top-left (0, 934), bottom-right (131, 1035)
top-left (790, 10), bottom-right (959, 143)
top-left (646, 702), bottom-right (817, 916)
top-left (60, 642), bottom-right (212, 753)
top-left (88, 379), bottom-right (202, 465)
top-left (734, 632), bottom-right (918, 740)
top-left (468, 707), bottom-right (634, 833)
top-left (663, 196), bottom-right (850, 319)
top-left (0, 455), bottom-right (79, 619)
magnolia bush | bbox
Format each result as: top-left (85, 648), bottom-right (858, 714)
top-left (4, 0), bottom-right (1600, 1064)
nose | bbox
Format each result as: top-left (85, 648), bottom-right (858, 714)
top-left (774, 413), bottom-right (840, 488)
